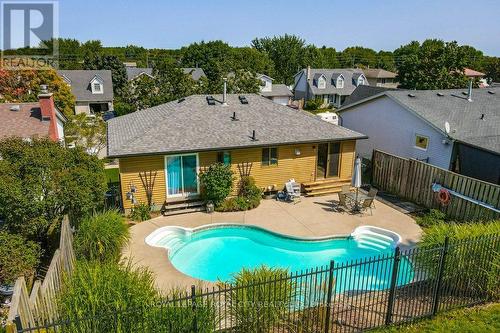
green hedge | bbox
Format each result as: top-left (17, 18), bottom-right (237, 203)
top-left (216, 176), bottom-right (261, 212)
top-left (0, 231), bottom-right (40, 285)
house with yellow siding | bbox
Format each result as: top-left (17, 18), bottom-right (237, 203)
top-left (107, 94), bottom-right (366, 211)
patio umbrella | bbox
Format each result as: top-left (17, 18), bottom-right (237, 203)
top-left (351, 156), bottom-right (362, 206)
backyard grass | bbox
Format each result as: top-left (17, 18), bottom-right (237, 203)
top-left (374, 303), bottom-right (500, 332)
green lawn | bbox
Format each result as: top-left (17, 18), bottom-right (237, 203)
top-left (374, 303), bottom-right (500, 332)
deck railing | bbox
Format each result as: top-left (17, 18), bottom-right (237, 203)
top-left (11, 233), bottom-right (499, 333)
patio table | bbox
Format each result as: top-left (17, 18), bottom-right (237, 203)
top-left (345, 192), bottom-right (369, 212)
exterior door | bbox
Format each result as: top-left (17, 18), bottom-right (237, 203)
top-left (166, 154), bottom-right (199, 198)
top-left (316, 142), bottom-right (341, 179)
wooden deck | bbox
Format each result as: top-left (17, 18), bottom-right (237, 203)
top-left (303, 178), bottom-right (352, 196)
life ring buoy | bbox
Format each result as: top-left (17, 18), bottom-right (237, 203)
top-left (437, 188), bottom-right (451, 206)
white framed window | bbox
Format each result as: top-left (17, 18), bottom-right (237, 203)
top-left (337, 77), bottom-right (344, 88)
top-left (317, 76), bottom-right (326, 89)
top-left (357, 76), bottom-right (365, 86)
top-left (93, 83), bottom-right (102, 92)
top-left (415, 134), bottom-right (429, 150)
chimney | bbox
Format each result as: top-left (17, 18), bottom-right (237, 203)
top-left (222, 78), bottom-right (228, 105)
top-left (306, 66), bottom-right (311, 81)
top-left (38, 85), bottom-right (60, 141)
top-left (467, 80), bottom-right (473, 102)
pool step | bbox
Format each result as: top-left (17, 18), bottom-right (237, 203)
top-left (351, 226), bottom-right (402, 251)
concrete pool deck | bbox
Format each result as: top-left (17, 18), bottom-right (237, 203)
top-left (122, 194), bottom-right (422, 293)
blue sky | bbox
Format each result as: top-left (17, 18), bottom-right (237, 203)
top-left (59, 0), bottom-right (500, 55)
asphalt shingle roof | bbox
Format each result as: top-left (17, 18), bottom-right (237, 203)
top-left (342, 85), bottom-right (398, 107)
top-left (340, 87), bottom-right (500, 154)
top-left (57, 70), bottom-right (114, 102)
top-left (107, 94), bottom-right (366, 157)
top-left (260, 84), bottom-right (293, 97)
top-left (126, 67), bottom-right (206, 81)
top-left (0, 103), bottom-right (50, 139)
top-left (362, 68), bottom-right (397, 79)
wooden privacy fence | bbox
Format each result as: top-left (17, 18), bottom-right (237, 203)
top-left (372, 150), bottom-right (500, 221)
top-left (6, 217), bottom-right (75, 332)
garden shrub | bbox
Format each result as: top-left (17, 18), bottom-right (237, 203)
top-left (224, 265), bottom-right (294, 332)
top-left (419, 220), bottom-right (500, 299)
top-left (59, 261), bottom-right (159, 332)
top-left (74, 211), bottom-right (130, 263)
top-left (303, 98), bottom-right (323, 110)
top-left (0, 231), bottom-right (41, 285)
top-left (59, 261), bottom-right (218, 332)
top-left (199, 163), bottom-right (234, 207)
top-left (129, 202), bottom-right (152, 222)
top-left (416, 209), bottom-right (448, 228)
top-left (216, 176), bottom-right (261, 212)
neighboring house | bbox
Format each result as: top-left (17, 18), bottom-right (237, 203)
top-left (338, 87), bottom-right (500, 184)
top-left (107, 94), bottom-right (366, 211)
top-left (294, 67), bottom-right (369, 108)
top-left (0, 87), bottom-right (67, 142)
top-left (362, 68), bottom-right (398, 88)
top-left (58, 70), bottom-right (114, 115)
top-left (257, 74), bottom-right (293, 105)
top-left (464, 68), bottom-right (489, 88)
top-left (125, 67), bottom-right (206, 81)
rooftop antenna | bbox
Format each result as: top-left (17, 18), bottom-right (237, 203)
top-left (467, 80), bottom-right (473, 102)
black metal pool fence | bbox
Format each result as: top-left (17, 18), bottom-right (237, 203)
top-left (14, 234), bottom-right (499, 332)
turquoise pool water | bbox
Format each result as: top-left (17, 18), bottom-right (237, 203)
top-left (151, 226), bottom-right (414, 290)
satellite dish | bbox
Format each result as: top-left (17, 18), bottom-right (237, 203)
top-left (444, 121), bottom-right (450, 135)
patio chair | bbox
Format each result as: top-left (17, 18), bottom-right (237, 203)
top-left (360, 197), bottom-right (374, 215)
top-left (336, 192), bottom-right (349, 213)
top-left (367, 187), bottom-right (378, 208)
top-left (285, 181), bottom-right (301, 204)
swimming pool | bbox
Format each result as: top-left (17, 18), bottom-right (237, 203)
top-left (146, 225), bottom-right (414, 290)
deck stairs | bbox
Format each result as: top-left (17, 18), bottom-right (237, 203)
top-left (303, 178), bottom-right (352, 196)
top-left (160, 199), bottom-right (205, 216)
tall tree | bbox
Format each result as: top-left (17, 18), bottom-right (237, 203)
top-left (394, 39), bottom-right (469, 90)
top-left (252, 34), bottom-right (306, 85)
top-left (340, 46), bottom-right (378, 68)
top-left (484, 57), bottom-right (500, 83)
top-left (83, 54), bottom-right (127, 96)
top-left (0, 68), bottom-right (75, 118)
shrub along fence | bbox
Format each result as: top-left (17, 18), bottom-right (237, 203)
top-left (371, 150), bottom-right (500, 221)
top-left (12, 234), bottom-right (499, 333)
top-left (6, 218), bottom-right (75, 333)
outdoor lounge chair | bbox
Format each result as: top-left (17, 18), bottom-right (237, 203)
top-left (285, 180), bottom-right (301, 203)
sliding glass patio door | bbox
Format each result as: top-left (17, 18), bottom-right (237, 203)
top-left (166, 154), bottom-right (199, 198)
top-left (316, 142), bottom-right (341, 179)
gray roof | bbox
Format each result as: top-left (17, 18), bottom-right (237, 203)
top-left (57, 70), bottom-right (114, 102)
top-left (362, 68), bottom-right (397, 79)
top-left (126, 67), bottom-right (153, 80)
top-left (298, 68), bottom-right (368, 96)
top-left (107, 94), bottom-right (366, 157)
top-left (260, 84), bottom-right (293, 97)
top-left (342, 85), bottom-right (398, 107)
top-left (126, 67), bottom-right (206, 81)
top-left (339, 87), bottom-right (500, 154)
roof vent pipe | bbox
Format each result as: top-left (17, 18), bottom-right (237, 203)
top-left (467, 80), bottom-right (473, 102)
top-left (251, 130), bottom-right (257, 141)
top-left (223, 78), bottom-right (228, 106)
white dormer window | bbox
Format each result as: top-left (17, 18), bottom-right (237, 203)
top-left (317, 75), bottom-right (326, 89)
top-left (336, 76), bottom-right (344, 89)
top-left (90, 75), bottom-right (104, 94)
top-left (357, 75), bottom-right (366, 86)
